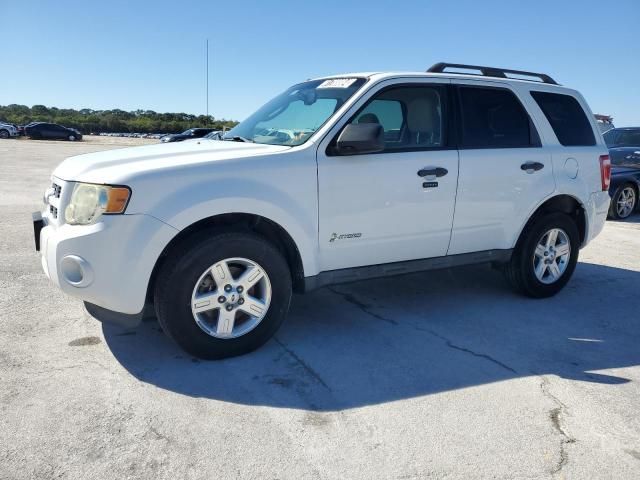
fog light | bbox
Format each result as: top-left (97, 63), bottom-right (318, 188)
top-left (60, 255), bottom-right (94, 287)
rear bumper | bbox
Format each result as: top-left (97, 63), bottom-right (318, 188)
top-left (584, 191), bottom-right (611, 246)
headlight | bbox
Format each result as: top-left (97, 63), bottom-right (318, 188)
top-left (64, 183), bottom-right (131, 225)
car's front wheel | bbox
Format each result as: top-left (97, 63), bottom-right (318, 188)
top-left (0, 129), bottom-right (9, 139)
top-left (154, 231), bottom-right (292, 359)
top-left (504, 212), bottom-right (579, 298)
top-left (68, 134), bottom-right (77, 141)
top-left (609, 184), bottom-right (637, 220)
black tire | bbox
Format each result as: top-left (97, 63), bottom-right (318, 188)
top-left (154, 231), bottom-right (292, 359)
top-left (608, 183), bottom-right (637, 220)
top-left (504, 212), bottom-right (579, 298)
top-left (0, 129), bottom-right (9, 139)
top-left (68, 135), bottom-right (76, 141)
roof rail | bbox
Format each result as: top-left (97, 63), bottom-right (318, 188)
top-left (427, 62), bottom-right (558, 85)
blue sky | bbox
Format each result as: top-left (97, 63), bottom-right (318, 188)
top-left (1, 0), bottom-right (639, 125)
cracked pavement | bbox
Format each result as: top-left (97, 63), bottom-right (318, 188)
top-left (1, 138), bottom-right (640, 479)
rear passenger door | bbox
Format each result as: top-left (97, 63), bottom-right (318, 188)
top-left (448, 81), bottom-right (554, 255)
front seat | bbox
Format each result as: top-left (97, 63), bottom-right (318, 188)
top-left (406, 97), bottom-right (439, 146)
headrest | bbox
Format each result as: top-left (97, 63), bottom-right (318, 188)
top-left (407, 97), bottom-right (437, 132)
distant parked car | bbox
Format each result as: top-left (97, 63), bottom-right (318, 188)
top-left (595, 114), bottom-right (615, 133)
top-left (25, 123), bottom-right (82, 141)
top-left (604, 127), bottom-right (640, 219)
top-left (0, 121), bottom-right (19, 139)
top-left (161, 128), bottom-right (215, 143)
top-left (202, 130), bottom-right (224, 140)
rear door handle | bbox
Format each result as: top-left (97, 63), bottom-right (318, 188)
top-left (521, 162), bottom-right (544, 173)
top-left (417, 167), bottom-right (448, 177)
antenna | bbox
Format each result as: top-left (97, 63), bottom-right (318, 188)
top-left (205, 38), bottom-right (209, 123)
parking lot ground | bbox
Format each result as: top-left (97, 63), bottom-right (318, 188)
top-left (1, 139), bottom-right (639, 479)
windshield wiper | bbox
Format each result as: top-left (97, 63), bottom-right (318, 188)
top-left (223, 135), bottom-right (253, 143)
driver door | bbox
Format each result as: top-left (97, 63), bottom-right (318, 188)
top-left (316, 80), bottom-right (459, 271)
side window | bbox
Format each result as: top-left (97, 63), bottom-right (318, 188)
top-left (530, 91), bottom-right (595, 146)
top-left (458, 86), bottom-right (537, 148)
top-left (349, 85), bottom-right (447, 151)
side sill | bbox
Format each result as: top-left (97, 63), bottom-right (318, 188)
top-left (84, 302), bottom-right (155, 329)
top-left (303, 249), bottom-right (513, 292)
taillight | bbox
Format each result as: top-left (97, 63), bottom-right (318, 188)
top-left (599, 154), bottom-right (611, 191)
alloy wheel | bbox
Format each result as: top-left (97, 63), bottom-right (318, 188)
top-left (533, 228), bottom-right (571, 284)
top-left (616, 187), bottom-right (636, 218)
top-left (190, 257), bottom-right (271, 339)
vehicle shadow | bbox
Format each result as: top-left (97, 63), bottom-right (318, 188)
top-left (103, 262), bottom-right (640, 411)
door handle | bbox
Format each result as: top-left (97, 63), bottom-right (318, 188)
top-left (417, 167), bottom-right (448, 177)
top-left (520, 162), bottom-right (544, 173)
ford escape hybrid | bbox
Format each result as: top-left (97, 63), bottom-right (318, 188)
top-left (33, 63), bottom-right (611, 359)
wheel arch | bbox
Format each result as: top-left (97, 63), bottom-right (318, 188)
top-left (515, 194), bottom-right (587, 249)
top-left (146, 213), bottom-right (306, 306)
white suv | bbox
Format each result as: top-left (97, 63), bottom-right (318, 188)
top-left (34, 63), bottom-right (612, 359)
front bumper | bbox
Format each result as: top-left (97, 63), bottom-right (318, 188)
top-left (37, 210), bottom-right (178, 317)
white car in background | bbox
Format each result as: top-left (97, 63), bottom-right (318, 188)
top-left (0, 122), bottom-right (19, 139)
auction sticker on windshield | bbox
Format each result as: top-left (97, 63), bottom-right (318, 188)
top-left (317, 78), bottom-right (358, 89)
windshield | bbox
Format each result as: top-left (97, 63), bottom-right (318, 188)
top-left (181, 129), bottom-right (195, 135)
top-left (224, 77), bottom-right (367, 146)
top-left (605, 128), bottom-right (640, 147)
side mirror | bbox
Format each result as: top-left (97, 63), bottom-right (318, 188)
top-left (334, 123), bottom-right (384, 156)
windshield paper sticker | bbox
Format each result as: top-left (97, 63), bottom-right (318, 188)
top-left (317, 78), bottom-right (358, 89)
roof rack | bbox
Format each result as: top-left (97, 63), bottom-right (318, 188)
top-left (427, 62), bottom-right (558, 85)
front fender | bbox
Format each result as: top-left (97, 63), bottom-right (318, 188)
top-left (146, 177), bottom-right (319, 276)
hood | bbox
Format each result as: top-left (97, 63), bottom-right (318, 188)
top-left (53, 140), bottom-right (291, 184)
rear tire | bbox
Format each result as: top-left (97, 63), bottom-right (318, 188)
top-left (608, 183), bottom-right (637, 219)
top-left (0, 129), bottom-right (9, 139)
top-left (154, 231), bottom-right (292, 359)
top-left (504, 213), bottom-right (579, 298)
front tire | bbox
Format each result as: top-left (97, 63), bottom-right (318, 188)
top-left (609, 184), bottom-right (637, 219)
top-left (0, 129), bottom-right (9, 139)
top-left (504, 213), bottom-right (579, 298)
top-left (68, 135), bottom-right (76, 141)
top-left (154, 231), bottom-right (292, 359)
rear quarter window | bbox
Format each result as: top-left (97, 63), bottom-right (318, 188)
top-left (530, 91), bottom-right (595, 146)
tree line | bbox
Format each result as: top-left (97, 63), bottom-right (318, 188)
top-left (0, 104), bottom-right (238, 134)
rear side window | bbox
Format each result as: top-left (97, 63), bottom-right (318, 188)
top-left (458, 87), bottom-right (537, 148)
top-left (530, 91), bottom-right (595, 146)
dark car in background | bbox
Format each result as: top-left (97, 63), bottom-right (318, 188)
top-left (25, 122), bottom-right (82, 141)
top-left (603, 127), bottom-right (640, 219)
top-left (161, 128), bottom-right (215, 143)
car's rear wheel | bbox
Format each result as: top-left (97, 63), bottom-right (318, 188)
top-left (504, 212), bottom-right (579, 298)
top-left (0, 129), bottom-right (9, 139)
top-left (154, 231), bottom-right (292, 359)
top-left (609, 184), bottom-right (637, 219)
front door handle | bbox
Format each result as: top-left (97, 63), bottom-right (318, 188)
top-left (520, 162), bottom-right (544, 173)
top-left (417, 167), bottom-right (448, 177)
